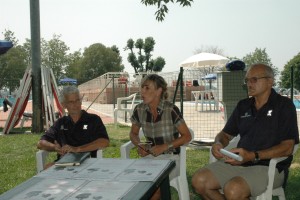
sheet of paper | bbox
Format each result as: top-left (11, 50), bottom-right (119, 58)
top-left (73, 158), bottom-right (135, 180)
top-left (67, 181), bottom-right (137, 200)
top-left (116, 159), bottom-right (171, 182)
top-left (10, 178), bottom-right (86, 200)
top-left (36, 158), bottom-right (97, 179)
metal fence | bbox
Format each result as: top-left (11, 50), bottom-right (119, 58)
top-left (77, 70), bottom-right (300, 142)
top-left (1, 69), bottom-right (299, 141)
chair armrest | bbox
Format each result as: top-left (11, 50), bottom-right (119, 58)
top-left (120, 141), bottom-right (136, 158)
top-left (266, 144), bottom-right (298, 195)
top-left (97, 149), bottom-right (103, 158)
top-left (264, 156), bottom-right (289, 200)
top-left (36, 150), bottom-right (50, 173)
top-left (179, 145), bottom-right (187, 176)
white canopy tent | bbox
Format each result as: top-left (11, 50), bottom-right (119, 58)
top-left (180, 52), bottom-right (229, 68)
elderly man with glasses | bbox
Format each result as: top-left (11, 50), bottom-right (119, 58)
top-left (37, 86), bottom-right (109, 167)
top-left (192, 63), bottom-right (299, 200)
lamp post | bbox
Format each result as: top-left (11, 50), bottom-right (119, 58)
top-left (291, 65), bottom-right (294, 101)
top-left (30, 0), bottom-right (43, 132)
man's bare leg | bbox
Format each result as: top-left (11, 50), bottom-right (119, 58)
top-left (192, 168), bottom-right (225, 200)
top-left (223, 176), bottom-right (251, 200)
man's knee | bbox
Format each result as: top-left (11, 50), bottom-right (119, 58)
top-left (192, 169), bottom-right (212, 194)
top-left (224, 177), bottom-right (250, 200)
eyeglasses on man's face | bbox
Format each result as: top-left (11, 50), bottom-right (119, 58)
top-left (244, 76), bottom-right (270, 84)
top-left (66, 99), bottom-right (81, 105)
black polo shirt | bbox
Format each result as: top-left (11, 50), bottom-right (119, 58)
top-left (223, 89), bottom-right (299, 171)
top-left (41, 110), bottom-right (109, 158)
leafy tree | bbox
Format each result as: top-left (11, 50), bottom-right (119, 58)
top-left (280, 53), bottom-right (300, 91)
top-left (64, 50), bottom-right (83, 82)
top-left (42, 34), bottom-right (70, 79)
top-left (242, 48), bottom-right (278, 76)
top-left (141, 0), bottom-right (194, 21)
top-left (80, 43), bottom-right (124, 80)
top-left (22, 38), bottom-right (32, 66)
top-left (151, 56), bottom-right (166, 71)
top-left (125, 37), bottom-right (165, 73)
top-left (0, 29), bottom-right (27, 93)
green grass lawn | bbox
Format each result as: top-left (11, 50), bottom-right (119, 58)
top-left (0, 125), bottom-right (299, 199)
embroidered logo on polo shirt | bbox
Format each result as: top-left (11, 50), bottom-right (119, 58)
top-left (267, 110), bottom-right (273, 116)
top-left (241, 112), bottom-right (251, 118)
top-left (60, 125), bottom-right (68, 130)
top-left (83, 125), bottom-right (88, 130)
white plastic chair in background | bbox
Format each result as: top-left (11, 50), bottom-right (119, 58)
top-left (209, 136), bottom-right (298, 200)
top-left (36, 149), bottom-right (103, 173)
top-left (120, 128), bottom-right (194, 200)
top-left (113, 93), bottom-right (137, 125)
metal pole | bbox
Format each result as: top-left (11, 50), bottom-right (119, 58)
top-left (30, 0), bottom-right (43, 132)
top-left (291, 65), bottom-right (294, 101)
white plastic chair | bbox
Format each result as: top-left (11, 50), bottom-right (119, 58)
top-left (209, 136), bottom-right (299, 200)
top-left (113, 93), bottom-right (137, 125)
top-left (36, 149), bottom-right (103, 173)
top-left (120, 128), bottom-right (194, 200)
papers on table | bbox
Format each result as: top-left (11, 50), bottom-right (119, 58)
top-left (4, 158), bottom-right (174, 200)
top-left (67, 181), bottom-right (136, 200)
top-left (37, 158), bottom-right (98, 178)
top-left (9, 178), bottom-right (137, 200)
top-left (73, 158), bottom-right (134, 180)
top-left (37, 158), bottom-right (171, 182)
top-left (116, 159), bottom-right (170, 182)
top-left (10, 178), bottom-right (86, 200)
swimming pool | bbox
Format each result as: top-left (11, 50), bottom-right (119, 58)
top-left (0, 97), bottom-right (16, 107)
top-left (294, 99), bottom-right (300, 110)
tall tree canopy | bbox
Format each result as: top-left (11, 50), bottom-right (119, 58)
top-left (242, 48), bottom-right (278, 76)
top-left (23, 35), bottom-right (70, 80)
top-left (79, 43), bottom-right (124, 80)
top-left (64, 50), bottom-right (83, 82)
top-left (42, 34), bottom-right (70, 79)
top-left (1, 30), bottom-right (127, 93)
top-left (280, 53), bottom-right (300, 91)
top-left (125, 36), bottom-right (165, 73)
top-left (141, 0), bottom-right (194, 21)
top-left (0, 29), bottom-right (27, 93)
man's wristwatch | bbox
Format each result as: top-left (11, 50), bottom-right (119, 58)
top-left (253, 151), bottom-right (260, 163)
top-left (167, 143), bottom-right (174, 151)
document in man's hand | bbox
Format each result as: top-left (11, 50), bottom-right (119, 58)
top-left (55, 152), bottom-right (90, 166)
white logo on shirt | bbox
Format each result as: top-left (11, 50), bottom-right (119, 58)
top-left (83, 125), bottom-right (88, 129)
top-left (241, 112), bottom-right (251, 118)
top-left (267, 110), bottom-right (273, 116)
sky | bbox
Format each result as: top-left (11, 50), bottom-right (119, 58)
top-left (1, 0), bottom-right (300, 74)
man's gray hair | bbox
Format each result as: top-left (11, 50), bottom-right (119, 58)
top-left (59, 86), bottom-right (79, 103)
top-left (250, 63), bottom-right (275, 79)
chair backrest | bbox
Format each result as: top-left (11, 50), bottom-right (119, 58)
top-left (116, 93), bottom-right (137, 109)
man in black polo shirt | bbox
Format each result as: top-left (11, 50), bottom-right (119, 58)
top-left (192, 64), bottom-right (299, 199)
top-left (37, 86), bottom-right (109, 165)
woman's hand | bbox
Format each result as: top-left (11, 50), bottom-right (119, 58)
top-left (149, 144), bottom-right (168, 157)
top-left (137, 145), bottom-right (151, 157)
